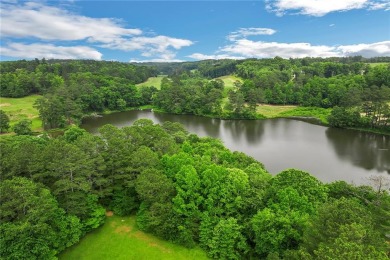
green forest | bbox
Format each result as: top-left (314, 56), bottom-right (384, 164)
top-left (0, 57), bottom-right (389, 134)
top-left (1, 121), bottom-right (389, 259)
top-left (1, 58), bottom-right (390, 259)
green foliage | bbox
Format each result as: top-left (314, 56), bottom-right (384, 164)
top-left (1, 119), bottom-right (389, 259)
top-left (328, 106), bottom-right (362, 127)
top-left (0, 177), bottom-right (82, 259)
top-left (63, 126), bottom-right (88, 142)
top-left (302, 197), bottom-right (388, 256)
top-left (251, 188), bottom-right (313, 258)
top-left (12, 119), bottom-right (33, 135)
top-left (268, 169), bottom-right (328, 205)
top-left (313, 223), bottom-right (388, 260)
top-left (111, 187), bottom-right (139, 216)
top-left (0, 110), bottom-right (10, 133)
top-left (155, 77), bottom-right (224, 117)
top-left (3, 58), bottom-right (389, 132)
top-left (135, 169), bottom-right (175, 204)
top-left (204, 218), bottom-right (249, 260)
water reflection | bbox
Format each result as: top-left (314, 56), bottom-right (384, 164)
top-left (222, 120), bottom-right (265, 145)
top-left (325, 128), bottom-right (390, 173)
top-left (82, 110), bottom-right (390, 184)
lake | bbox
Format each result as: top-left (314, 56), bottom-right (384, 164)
top-left (82, 110), bottom-right (390, 185)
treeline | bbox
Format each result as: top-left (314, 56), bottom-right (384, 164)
top-left (0, 59), bottom-right (157, 98)
top-left (232, 59), bottom-right (390, 129)
top-left (152, 58), bottom-right (390, 126)
top-left (0, 59), bottom-right (158, 129)
top-left (1, 58), bottom-right (389, 131)
top-left (134, 56), bottom-right (390, 78)
top-left (1, 121), bottom-right (389, 259)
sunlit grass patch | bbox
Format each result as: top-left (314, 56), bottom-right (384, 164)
top-left (278, 107), bottom-right (332, 124)
top-left (136, 75), bottom-right (166, 90)
top-left (216, 75), bottom-right (242, 90)
top-left (0, 95), bottom-right (42, 131)
top-left (59, 215), bottom-right (208, 260)
top-left (367, 62), bottom-right (389, 67)
top-left (256, 104), bottom-right (297, 118)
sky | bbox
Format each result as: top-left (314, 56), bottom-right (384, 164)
top-left (0, 0), bottom-right (389, 62)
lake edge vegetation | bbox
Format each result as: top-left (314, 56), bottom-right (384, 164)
top-left (1, 57), bottom-right (389, 136)
top-left (1, 57), bottom-right (389, 258)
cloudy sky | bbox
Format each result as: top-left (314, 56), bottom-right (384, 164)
top-left (1, 0), bottom-right (389, 62)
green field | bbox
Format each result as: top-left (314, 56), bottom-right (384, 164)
top-left (367, 62), bottom-right (389, 67)
top-left (256, 104), bottom-right (297, 118)
top-left (216, 75), bottom-right (243, 107)
top-left (217, 75), bottom-right (243, 87)
top-left (278, 107), bottom-right (332, 124)
top-left (0, 95), bottom-right (42, 131)
top-left (217, 75), bottom-right (242, 90)
top-left (136, 75), bottom-right (166, 90)
top-left (59, 215), bottom-right (208, 260)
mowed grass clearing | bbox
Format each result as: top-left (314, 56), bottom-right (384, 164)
top-left (216, 75), bottom-right (243, 106)
top-left (59, 215), bottom-right (208, 260)
top-left (256, 104), bottom-right (297, 118)
top-left (136, 75), bottom-right (166, 90)
top-left (0, 95), bottom-right (42, 131)
top-left (367, 62), bottom-right (389, 67)
top-left (217, 75), bottom-right (242, 91)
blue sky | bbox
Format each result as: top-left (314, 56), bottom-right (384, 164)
top-left (1, 0), bottom-right (389, 62)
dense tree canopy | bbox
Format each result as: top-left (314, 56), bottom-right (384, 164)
top-left (1, 57), bottom-right (389, 258)
top-left (0, 110), bottom-right (10, 133)
top-left (1, 120), bottom-right (388, 259)
top-left (2, 58), bottom-right (389, 132)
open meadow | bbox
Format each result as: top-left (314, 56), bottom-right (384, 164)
top-left (0, 95), bottom-right (42, 131)
top-left (136, 75), bottom-right (166, 90)
top-left (59, 215), bottom-right (208, 260)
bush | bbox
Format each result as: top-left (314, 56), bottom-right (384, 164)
top-left (12, 119), bottom-right (32, 135)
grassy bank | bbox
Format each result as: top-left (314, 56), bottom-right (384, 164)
top-left (217, 75), bottom-right (242, 90)
top-left (136, 75), bottom-right (166, 90)
top-left (367, 62), bottom-right (389, 67)
top-left (277, 107), bottom-right (332, 124)
top-left (59, 215), bottom-right (208, 260)
top-left (256, 104), bottom-right (297, 118)
top-left (0, 95), bottom-right (42, 131)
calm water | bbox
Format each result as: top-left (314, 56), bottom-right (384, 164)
top-left (82, 110), bottom-right (390, 185)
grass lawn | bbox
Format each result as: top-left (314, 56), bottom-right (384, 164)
top-left (217, 75), bottom-right (242, 91)
top-left (136, 75), bottom-right (166, 90)
top-left (216, 75), bottom-right (243, 107)
top-left (278, 107), bottom-right (332, 124)
top-left (0, 95), bottom-right (42, 131)
top-left (59, 214), bottom-right (208, 260)
top-left (256, 104), bottom-right (297, 118)
top-left (367, 62), bottom-right (389, 67)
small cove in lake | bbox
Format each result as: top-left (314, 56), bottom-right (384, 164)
top-left (82, 110), bottom-right (390, 186)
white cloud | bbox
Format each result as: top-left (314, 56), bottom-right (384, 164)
top-left (266, 0), bottom-right (389, 16)
top-left (0, 1), bottom-right (194, 60)
top-left (129, 58), bottom-right (184, 63)
top-left (190, 40), bottom-right (390, 60)
top-left (336, 41), bottom-right (390, 57)
top-left (103, 35), bottom-right (193, 56)
top-left (221, 39), bottom-right (338, 58)
top-left (227, 28), bottom-right (277, 41)
top-left (188, 53), bottom-right (246, 60)
top-left (369, 0), bottom-right (390, 10)
top-left (0, 1), bottom-right (141, 42)
top-left (0, 42), bottom-right (103, 60)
